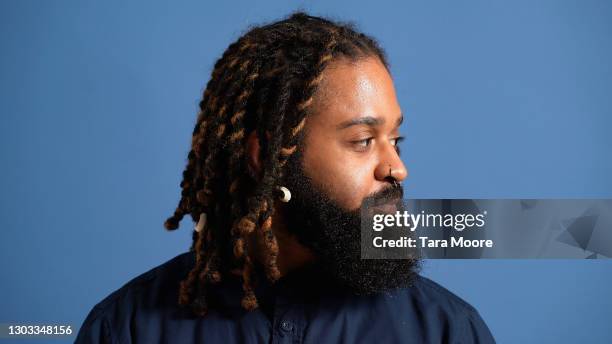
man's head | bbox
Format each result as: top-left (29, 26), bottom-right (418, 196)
top-left (164, 11), bottom-right (416, 317)
top-left (276, 57), bottom-right (418, 295)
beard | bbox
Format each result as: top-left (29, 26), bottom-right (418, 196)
top-left (279, 149), bottom-right (421, 295)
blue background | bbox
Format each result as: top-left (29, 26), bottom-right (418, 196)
top-left (1, 0), bottom-right (611, 343)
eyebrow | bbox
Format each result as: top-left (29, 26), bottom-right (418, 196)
top-left (336, 114), bottom-right (403, 130)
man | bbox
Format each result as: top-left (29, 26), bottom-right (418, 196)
top-left (76, 11), bottom-right (495, 343)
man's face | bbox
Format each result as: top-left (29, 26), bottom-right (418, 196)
top-left (279, 56), bottom-right (418, 294)
top-left (300, 56), bottom-right (407, 211)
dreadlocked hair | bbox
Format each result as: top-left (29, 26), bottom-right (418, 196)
top-left (163, 10), bottom-right (390, 317)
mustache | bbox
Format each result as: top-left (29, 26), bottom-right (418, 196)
top-left (362, 183), bottom-right (404, 205)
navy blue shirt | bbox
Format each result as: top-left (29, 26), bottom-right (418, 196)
top-left (76, 251), bottom-right (495, 343)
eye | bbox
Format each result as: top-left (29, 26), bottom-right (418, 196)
top-left (352, 137), bottom-right (374, 151)
top-left (390, 136), bottom-right (405, 153)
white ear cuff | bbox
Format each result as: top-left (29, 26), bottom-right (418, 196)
top-left (195, 212), bottom-right (207, 232)
top-left (277, 186), bottom-right (291, 203)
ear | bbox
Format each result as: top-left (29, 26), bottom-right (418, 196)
top-left (246, 130), bottom-right (264, 180)
top-left (246, 130), bottom-right (274, 180)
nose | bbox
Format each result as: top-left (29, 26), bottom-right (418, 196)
top-left (374, 144), bottom-right (408, 184)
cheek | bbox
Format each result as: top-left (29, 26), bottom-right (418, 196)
top-left (302, 140), bottom-right (375, 210)
top-left (333, 168), bottom-right (372, 210)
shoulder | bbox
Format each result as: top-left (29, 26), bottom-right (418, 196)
top-left (403, 274), bottom-right (496, 343)
top-left (75, 251), bottom-right (195, 343)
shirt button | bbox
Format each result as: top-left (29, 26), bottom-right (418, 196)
top-left (280, 320), bottom-right (293, 332)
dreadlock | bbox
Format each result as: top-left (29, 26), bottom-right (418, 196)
top-left (163, 10), bottom-right (390, 316)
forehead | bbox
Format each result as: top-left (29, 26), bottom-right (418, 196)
top-left (308, 56), bottom-right (401, 127)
